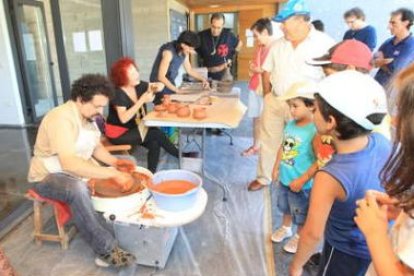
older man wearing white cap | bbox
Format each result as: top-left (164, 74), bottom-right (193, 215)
top-left (247, 0), bottom-right (335, 191)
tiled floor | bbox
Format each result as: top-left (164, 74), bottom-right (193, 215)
top-left (0, 127), bottom-right (37, 222)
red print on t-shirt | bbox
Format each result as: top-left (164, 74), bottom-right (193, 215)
top-left (217, 44), bottom-right (229, 57)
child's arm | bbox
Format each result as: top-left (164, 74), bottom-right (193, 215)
top-left (272, 147), bottom-right (283, 182)
top-left (355, 194), bottom-right (413, 276)
top-left (289, 171), bottom-right (346, 276)
top-left (289, 135), bottom-right (320, 192)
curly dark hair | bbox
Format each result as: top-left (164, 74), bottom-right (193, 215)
top-left (381, 63), bottom-right (414, 215)
top-left (70, 74), bottom-right (114, 102)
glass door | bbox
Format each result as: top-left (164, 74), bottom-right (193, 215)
top-left (13, 0), bottom-right (58, 121)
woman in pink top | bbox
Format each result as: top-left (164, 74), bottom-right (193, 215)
top-left (242, 18), bottom-right (280, 156)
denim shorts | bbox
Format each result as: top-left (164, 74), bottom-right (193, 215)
top-left (276, 182), bottom-right (310, 225)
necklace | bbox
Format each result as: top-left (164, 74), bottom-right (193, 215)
top-left (211, 35), bottom-right (220, 56)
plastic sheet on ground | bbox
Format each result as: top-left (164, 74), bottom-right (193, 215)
top-left (134, 135), bottom-right (275, 276)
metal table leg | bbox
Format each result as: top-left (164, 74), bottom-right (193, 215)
top-left (178, 128), bottom-right (182, 169)
top-left (201, 128), bottom-right (228, 202)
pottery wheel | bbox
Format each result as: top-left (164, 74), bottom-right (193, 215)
top-left (92, 172), bottom-right (148, 198)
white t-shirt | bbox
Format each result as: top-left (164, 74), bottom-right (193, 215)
top-left (366, 211), bottom-right (414, 275)
top-left (261, 27), bottom-right (335, 96)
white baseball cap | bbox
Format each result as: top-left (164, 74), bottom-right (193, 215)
top-left (279, 81), bottom-right (317, 101)
top-left (316, 71), bottom-right (387, 130)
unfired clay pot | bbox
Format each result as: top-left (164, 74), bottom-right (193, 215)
top-left (154, 104), bottom-right (166, 112)
top-left (177, 105), bottom-right (191, 118)
top-left (193, 107), bottom-right (207, 120)
top-left (167, 102), bottom-right (178, 113)
top-left (156, 110), bottom-right (167, 118)
top-left (162, 95), bottom-right (171, 106)
top-left (175, 103), bottom-right (185, 109)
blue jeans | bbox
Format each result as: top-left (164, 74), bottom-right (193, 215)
top-left (317, 241), bottom-right (370, 276)
top-left (34, 173), bottom-right (116, 255)
top-left (276, 182), bottom-right (310, 225)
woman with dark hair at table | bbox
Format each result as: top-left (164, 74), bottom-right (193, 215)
top-left (150, 30), bottom-right (209, 105)
top-left (106, 57), bottom-right (179, 173)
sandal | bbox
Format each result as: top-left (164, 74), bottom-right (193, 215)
top-left (241, 146), bottom-right (259, 157)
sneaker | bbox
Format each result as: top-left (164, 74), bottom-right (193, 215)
top-left (271, 226), bottom-right (293, 243)
top-left (283, 234), bottom-right (299, 254)
top-left (95, 247), bottom-right (136, 268)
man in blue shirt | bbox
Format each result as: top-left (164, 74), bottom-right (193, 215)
top-left (374, 8), bottom-right (414, 88)
top-left (343, 7), bottom-right (377, 51)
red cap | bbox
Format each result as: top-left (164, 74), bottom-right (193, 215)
top-left (308, 40), bottom-right (373, 71)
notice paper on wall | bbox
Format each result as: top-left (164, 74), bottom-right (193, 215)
top-left (88, 30), bottom-right (103, 51)
top-left (73, 32), bottom-right (87, 52)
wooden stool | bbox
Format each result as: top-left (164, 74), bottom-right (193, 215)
top-left (25, 194), bottom-right (77, 250)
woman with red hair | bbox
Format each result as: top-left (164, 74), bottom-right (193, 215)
top-left (106, 57), bottom-right (178, 173)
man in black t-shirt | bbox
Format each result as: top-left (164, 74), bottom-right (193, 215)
top-left (197, 13), bottom-right (242, 81)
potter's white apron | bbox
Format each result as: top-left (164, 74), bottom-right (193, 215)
top-left (42, 113), bottom-right (100, 174)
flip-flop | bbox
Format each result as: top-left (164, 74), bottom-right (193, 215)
top-left (241, 146), bottom-right (259, 157)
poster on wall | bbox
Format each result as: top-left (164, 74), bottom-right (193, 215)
top-left (88, 30), bottom-right (103, 51)
top-left (73, 32), bottom-right (87, 52)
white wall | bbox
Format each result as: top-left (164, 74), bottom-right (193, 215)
top-left (306, 0), bottom-right (414, 51)
top-left (0, 1), bottom-right (25, 125)
top-left (132, 0), bottom-right (169, 80)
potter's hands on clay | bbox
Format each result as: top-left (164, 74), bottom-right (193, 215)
top-left (112, 172), bottom-right (134, 192)
top-left (115, 159), bottom-right (135, 173)
top-left (141, 91), bottom-right (155, 103)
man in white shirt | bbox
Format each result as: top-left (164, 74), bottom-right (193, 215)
top-left (248, 0), bottom-right (335, 191)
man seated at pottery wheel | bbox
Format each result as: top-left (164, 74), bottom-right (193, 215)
top-left (28, 74), bottom-right (137, 268)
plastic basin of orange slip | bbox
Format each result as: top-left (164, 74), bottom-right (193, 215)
top-left (150, 170), bottom-right (202, 212)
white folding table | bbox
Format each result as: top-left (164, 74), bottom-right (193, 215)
top-left (144, 93), bottom-right (246, 201)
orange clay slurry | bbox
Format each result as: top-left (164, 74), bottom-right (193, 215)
top-left (152, 180), bottom-right (197, 194)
